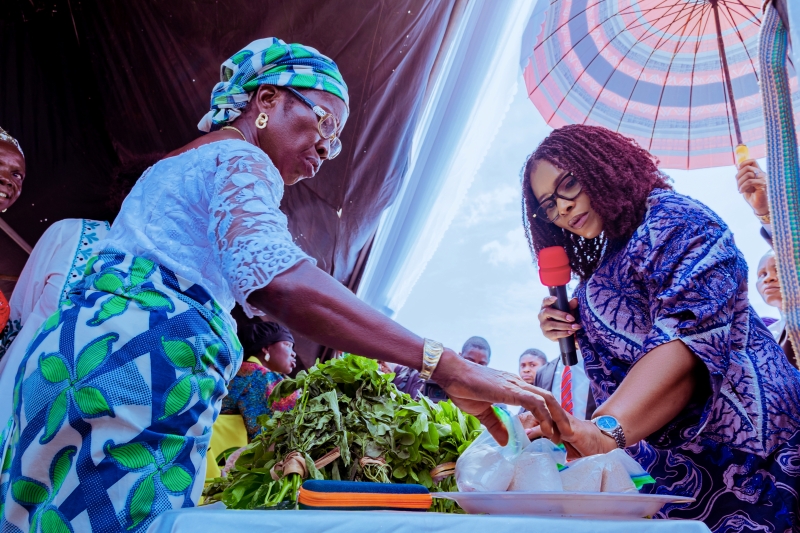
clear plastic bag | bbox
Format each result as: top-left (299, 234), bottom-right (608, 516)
top-left (524, 438), bottom-right (567, 469)
top-left (508, 440), bottom-right (563, 492)
top-left (601, 456), bottom-right (636, 493)
top-left (604, 448), bottom-right (655, 491)
top-left (508, 453), bottom-right (563, 491)
top-left (456, 410), bottom-right (656, 494)
top-left (559, 449), bottom-right (656, 493)
top-left (559, 455), bottom-right (604, 492)
top-left (455, 407), bottom-right (530, 492)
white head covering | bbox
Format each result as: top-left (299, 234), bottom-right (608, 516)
top-left (0, 126), bottom-right (23, 158)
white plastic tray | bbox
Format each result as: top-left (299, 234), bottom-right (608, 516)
top-left (432, 491), bottom-right (694, 518)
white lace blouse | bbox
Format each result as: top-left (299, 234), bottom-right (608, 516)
top-left (103, 139), bottom-right (313, 317)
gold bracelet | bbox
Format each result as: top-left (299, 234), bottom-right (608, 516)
top-left (419, 339), bottom-right (444, 381)
top-left (756, 212), bottom-right (771, 225)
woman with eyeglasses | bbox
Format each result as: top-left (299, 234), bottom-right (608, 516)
top-left (529, 124), bottom-right (800, 531)
top-left (0, 38), bottom-right (561, 533)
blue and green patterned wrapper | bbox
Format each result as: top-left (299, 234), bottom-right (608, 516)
top-left (0, 249), bottom-right (242, 532)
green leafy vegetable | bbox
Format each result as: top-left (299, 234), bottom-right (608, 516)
top-left (203, 355), bottom-right (482, 512)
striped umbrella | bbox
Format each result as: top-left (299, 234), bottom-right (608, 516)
top-left (521, 0), bottom-right (799, 169)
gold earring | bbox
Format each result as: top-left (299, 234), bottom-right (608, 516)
top-left (255, 113), bottom-right (268, 129)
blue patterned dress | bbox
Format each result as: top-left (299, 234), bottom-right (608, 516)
top-left (0, 140), bottom-right (313, 532)
top-left (575, 189), bottom-right (800, 532)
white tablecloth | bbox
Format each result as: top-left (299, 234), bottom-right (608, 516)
top-left (145, 507), bottom-right (712, 533)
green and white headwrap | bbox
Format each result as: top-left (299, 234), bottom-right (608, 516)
top-left (0, 127), bottom-right (23, 158)
top-left (198, 37), bottom-right (349, 132)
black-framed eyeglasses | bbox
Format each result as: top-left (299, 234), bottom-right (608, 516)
top-left (284, 87), bottom-right (342, 159)
top-left (533, 172), bottom-right (582, 223)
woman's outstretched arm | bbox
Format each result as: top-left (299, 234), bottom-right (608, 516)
top-left (530, 339), bottom-right (707, 458)
top-left (249, 261), bottom-right (567, 444)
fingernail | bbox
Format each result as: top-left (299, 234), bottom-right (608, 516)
top-left (566, 315), bottom-right (574, 322)
top-left (572, 324), bottom-right (581, 329)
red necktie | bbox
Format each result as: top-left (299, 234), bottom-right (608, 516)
top-left (561, 365), bottom-right (574, 415)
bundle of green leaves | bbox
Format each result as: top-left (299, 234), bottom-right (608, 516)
top-left (203, 355), bottom-right (482, 511)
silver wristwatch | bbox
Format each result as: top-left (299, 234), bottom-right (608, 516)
top-left (592, 415), bottom-right (626, 449)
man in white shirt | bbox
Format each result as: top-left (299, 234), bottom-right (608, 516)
top-left (533, 353), bottom-right (595, 420)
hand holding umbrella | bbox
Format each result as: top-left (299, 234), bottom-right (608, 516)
top-left (521, 0), bottom-right (795, 169)
top-left (736, 158), bottom-right (769, 218)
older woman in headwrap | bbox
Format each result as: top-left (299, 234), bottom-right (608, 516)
top-left (0, 38), bottom-right (559, 532)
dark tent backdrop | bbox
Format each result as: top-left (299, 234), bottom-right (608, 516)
top-left (0, 0), bottom-right (459, 369)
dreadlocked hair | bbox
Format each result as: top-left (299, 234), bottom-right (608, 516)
top-left (521, 124), bottom-right (671, 280)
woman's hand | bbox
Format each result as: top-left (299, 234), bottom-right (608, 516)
top-left (736, 159), bottom-right (769, 217)
top-left (518, 411), bottom-right (540, 433)
top-left (527, 405), bottom-right (616, 460)
top-left (552, 418), bottom-right (617, 461)
top-left (433, 350), bottom-right (565, 446)
top-left (538, 295), bottom-right (581, 341)
top-left (530, 340), bottom-right (704, 459)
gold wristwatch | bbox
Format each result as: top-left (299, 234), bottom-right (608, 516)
top-left (419, 339), bottom-right (444, 381)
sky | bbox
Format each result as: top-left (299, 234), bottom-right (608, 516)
top-left (394, 77), bottom-right (774, 377)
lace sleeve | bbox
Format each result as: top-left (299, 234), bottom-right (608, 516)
top-left (210, 143), bottom-right (314, 317)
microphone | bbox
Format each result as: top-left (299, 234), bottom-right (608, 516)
top-left (538, 246), bottom-right (578, 366)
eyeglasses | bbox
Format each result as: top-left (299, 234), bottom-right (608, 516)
top-left (284, 87), bottom-right (342, 159)
top-left (533, 172), bottom-right (583, 223)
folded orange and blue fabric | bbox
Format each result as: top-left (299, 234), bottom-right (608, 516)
top-left (298, 480), bottom-right (432, 511)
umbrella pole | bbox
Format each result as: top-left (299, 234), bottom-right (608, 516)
top-left (711, 0), bottom-right (743, 146)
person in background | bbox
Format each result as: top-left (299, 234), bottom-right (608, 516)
top-left (0, 156), bottom-right (155, 454)
top-left (207, 321), bottom-right (299, 479)
top-left (394, 334), bottom-right (494, 402)
top-left (459, 336), bottom-right (508, 409)
top-left (460, 336), bottom-right (491, 366)
top-left (753, 0), bottom-right (800, 370)
top-left (0, 126), bottom-right (24, 214)
top-left (377, 360), bottom-right (395, 374)
top-left (221, 321), bottom-right (300, 441)
top-left (735, 158), bottom-right (773, 245)
top-left (0, 219), bottom-right (111, 363)
top-left (757, 250), bottom-right (798, 368)
top-left (392, 363), bottom-right (425, 399)
top-left (518, 348), bottom-right (547, 385)
top-left (733, 160), bottom-right (800, 369)
top-left (531, 350), bottom-right (595, 421)
top-left (394, 336), bottom-right (492, 405)
top-left (391, 361), bottom-right (448, 403)
top-left (0, 126), bottom-right (26, 355)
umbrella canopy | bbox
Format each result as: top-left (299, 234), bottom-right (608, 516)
top-left (521, 0), bottom-right (799, 169)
